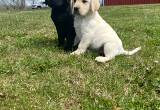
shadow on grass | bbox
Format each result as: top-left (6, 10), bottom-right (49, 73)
top-left (31, 38), bottom-right (58, 48)
top-left (16, 37), bottom-right (65, 51)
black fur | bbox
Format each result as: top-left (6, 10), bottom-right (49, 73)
top-left (45, 0), bottom-right (76, 51)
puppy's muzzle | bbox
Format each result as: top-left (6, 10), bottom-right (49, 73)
top-left (74, 7), bottom-right (79, 15)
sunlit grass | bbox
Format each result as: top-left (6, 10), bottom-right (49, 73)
top-left (0, 5), bottom-right (160, 110)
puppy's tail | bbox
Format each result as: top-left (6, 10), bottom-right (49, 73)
top-left (123, 47), bottom-right (141, 55)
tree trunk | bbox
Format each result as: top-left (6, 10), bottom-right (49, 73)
top-left (20, 0), bottom-right (25, 9)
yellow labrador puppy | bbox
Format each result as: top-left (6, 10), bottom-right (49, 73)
top-left (71, 0), bottom-right (141, 63)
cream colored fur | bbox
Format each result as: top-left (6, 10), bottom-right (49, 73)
top-left (71, 0), bottom-right (141, 63)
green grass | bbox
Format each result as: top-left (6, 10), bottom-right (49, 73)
top-left (0, 5), bottom-right (160, 110)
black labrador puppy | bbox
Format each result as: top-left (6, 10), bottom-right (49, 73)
top-left (45, 0), bottom-right (76, 51)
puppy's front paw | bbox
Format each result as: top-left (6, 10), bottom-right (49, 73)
top-left (95, 56), bottom-right (108, 63)
top-left (70, 51), bottom-right (77, 55)
top-left (70, 50), bottom-right (84, 55)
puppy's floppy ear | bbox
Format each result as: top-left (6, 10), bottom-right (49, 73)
top-left (91, 0), bottom-right (100, 12)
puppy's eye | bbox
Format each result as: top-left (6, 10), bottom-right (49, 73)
top-left (82, 0), bottom-right (88, 3)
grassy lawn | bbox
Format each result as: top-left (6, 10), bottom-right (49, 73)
top-left (0, 4), bottom-right (160, 110)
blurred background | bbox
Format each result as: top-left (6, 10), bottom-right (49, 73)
top-left (0, 0), bottom-right (47, 10)
top-left (0, 0), bottom-right (105, 10)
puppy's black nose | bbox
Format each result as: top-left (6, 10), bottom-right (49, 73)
top-left (74, 7), bottom-right (79, 12)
